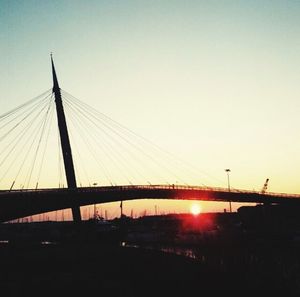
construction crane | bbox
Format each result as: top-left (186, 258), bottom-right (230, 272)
top-left (261, 178), bottom-right (269, 194)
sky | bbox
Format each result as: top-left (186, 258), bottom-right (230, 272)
top-left (1, 0), bottom-right (300, 219)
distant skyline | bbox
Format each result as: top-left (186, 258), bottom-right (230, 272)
top-left (1, 1), bottom-right (300, 218)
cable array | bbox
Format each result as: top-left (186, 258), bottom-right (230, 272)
top-left (61, 90), bottom-right (219, 187)
top-left (0, 89), bottom-right (61, 189)
top-left (0, 88), bottom-right (222, 190)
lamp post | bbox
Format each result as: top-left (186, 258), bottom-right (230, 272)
top-left (225, 169), bottom-right (232, 212)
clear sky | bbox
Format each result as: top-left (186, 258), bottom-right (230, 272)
top-left (1, 0), bottom-right (300, 218)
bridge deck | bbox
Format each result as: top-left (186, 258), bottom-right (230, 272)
top-left (1, 185), bottom-right (300, 222)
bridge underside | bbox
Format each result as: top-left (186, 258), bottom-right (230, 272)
top-left (1, 186), bottom-right (300, 223)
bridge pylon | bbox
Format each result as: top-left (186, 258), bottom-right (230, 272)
top-left (51, 55), bottom-right (81, 222)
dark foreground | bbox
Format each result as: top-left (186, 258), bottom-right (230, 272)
top-left (0, 241), bottom-right (299, 297)
top-left (0, 242), bottom-right (214, 297)
top-left (2, 207), bottom-right (300, 297)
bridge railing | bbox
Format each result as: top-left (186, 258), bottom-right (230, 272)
top-left (3, 184), bottom-right (300, 199)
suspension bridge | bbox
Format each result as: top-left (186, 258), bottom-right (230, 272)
top-left (1, 57), bottom-right (300, 223)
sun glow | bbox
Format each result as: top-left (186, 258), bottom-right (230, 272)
top-left (190, 203), bottom-right (202, 215)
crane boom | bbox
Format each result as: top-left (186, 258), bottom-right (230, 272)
top-left (261, 178), bottom-right (269, 194)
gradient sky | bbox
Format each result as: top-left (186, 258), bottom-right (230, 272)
top-left (1, 0), bottom-right (300, 218)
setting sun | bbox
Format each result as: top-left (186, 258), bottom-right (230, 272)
top-left (190, 203), bottom-right (202, 215)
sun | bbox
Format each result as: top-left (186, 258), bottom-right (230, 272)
top-left (190, 203), bottom-right (202, 215)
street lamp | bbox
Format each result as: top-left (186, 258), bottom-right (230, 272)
top-left (225, 169), bottom-right (232, 212)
